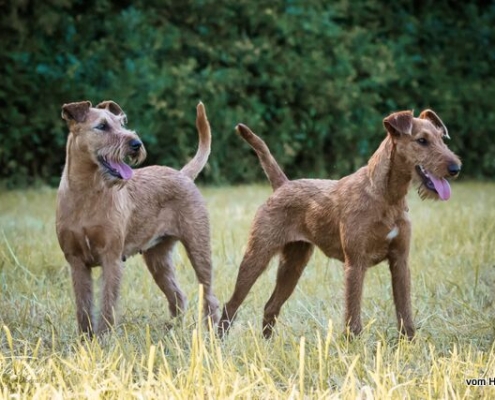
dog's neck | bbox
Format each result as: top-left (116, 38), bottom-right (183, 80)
top-left (62, 133), bottom-right (108, 193)
top-left (367, 135), bottom-right (412, 204)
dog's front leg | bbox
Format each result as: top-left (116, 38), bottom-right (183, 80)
top-left (388, 250), bottom-right (415, 339)
top-left (68, 257), bottom-right (95, 335)
top-left (97, 257), bottom-right (124, 334)
top-left (343, 258), bottom-right (368, 337)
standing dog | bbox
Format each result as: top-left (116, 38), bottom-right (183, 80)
top-left (219, 110), bottom-right (461, 339)
top-left (56, 100), bottom-right (219, 336)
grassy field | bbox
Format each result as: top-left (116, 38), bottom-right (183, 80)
top-left (1, 181), bottom-right (495, 399)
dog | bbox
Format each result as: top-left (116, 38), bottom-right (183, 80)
top-left (56, 100), bottom-right (219, 336)
top-left (219, 109), bottom-right (461, 339)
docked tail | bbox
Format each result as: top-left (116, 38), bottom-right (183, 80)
top-left (236, 123), bottom-right (288, 190)
top-left (181, 102), bottom-right (212, 180)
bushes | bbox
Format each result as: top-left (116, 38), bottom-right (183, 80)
top-left (0, 0), bottom-right (493, 186)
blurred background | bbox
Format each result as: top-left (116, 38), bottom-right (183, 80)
top-left (1, 0), bottom-right (494, 187)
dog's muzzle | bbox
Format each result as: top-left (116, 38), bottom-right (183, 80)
top-left (98, 156), bottom-right (134, 180)
top-left (415, 165), bottom-right (452, 201)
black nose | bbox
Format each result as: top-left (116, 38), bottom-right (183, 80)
top-left (448, 163), bottom-right (461, 176)
top-left (129, 139), bottom-right (142, 152)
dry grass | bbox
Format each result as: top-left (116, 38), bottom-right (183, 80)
top-left (1, 181), bottom-right (495, 398)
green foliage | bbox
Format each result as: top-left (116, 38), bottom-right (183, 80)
top-left (0, 0), bottom-right (493, 186)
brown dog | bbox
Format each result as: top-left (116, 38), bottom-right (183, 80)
top-left (56, 100), bottom-right (219, 336)
top-left (219, 110), bottom-right (461, 339)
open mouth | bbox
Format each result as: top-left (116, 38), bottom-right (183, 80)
top-left (415, 165), bottom-right (451, 201)
top-left (98, 156), bottom-right (134, 180)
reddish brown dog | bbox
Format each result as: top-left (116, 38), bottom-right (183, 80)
top-left (56, 100), bottom-right (219, 336)
top-left (219, 110), bottom-right (461, 339)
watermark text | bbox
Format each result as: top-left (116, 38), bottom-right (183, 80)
top-left (466, 377), bottom-right (495, 386)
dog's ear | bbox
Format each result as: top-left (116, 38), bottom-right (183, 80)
top-left (96, 101), bottom-right (127, 124)
top-left (61, 101), bottom-right (92, 123)
top-left (383, 110), bottom-right (413, 136)
top-left (419, 109), bottom-right (450, 139)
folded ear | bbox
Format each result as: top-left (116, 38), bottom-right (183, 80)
top-left (96, 100), bottom-right (127, 124)
top-left (419, 109), bottom-right (450, 139)
top-left (383, 110), bottom-right (413, 136)
top-left (61, 101), bottom-right (92, 123)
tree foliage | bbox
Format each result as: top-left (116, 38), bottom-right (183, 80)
top-left (1, 0), bottom-right (493, 186)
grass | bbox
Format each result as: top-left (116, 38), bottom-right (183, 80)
top-left (1, 181), bottom-right (495, 398)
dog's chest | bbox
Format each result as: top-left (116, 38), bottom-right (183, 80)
top-left (56, 227), bottom-right (99, 266)
top-left (367, 215), bottom-right (409, 265)
top-left (368, 228), bottom-right (399, 265)
top-left (56, 191), bottom-right (130, 265)
top-left (386, 226), bottom-right (399, 240)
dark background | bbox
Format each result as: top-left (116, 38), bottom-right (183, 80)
top-left (1, 0), bottom-right (494, 187)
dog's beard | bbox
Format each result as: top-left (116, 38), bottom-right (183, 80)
top-left (414, 165), bottom-right (451, 201)
top-left (96, 141), bottom-right (146, 185)
top-left (417, 182), bottom-right (440, 200)
top-left (130, 146), bottom-right (147, 166)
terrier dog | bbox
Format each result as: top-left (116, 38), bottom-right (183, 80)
top-left (219, 109), bottom-right (461, 339)
top-left (56, 100), bottom-right (219, 336)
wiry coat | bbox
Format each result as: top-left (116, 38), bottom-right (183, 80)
top-left (219, 110), bottom-right (461, 339)
top-left (56, 101), bottom-right (219, 336)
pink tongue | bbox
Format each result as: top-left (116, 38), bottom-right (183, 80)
top-left (108, 161), bottom-right (133, 180)
top-left (429, 175), bottom-right (451, 200)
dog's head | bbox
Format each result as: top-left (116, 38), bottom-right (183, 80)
top-left (61, 100), bottom-right (147, 184)
top-left (383, 109), bottom-right (461, 200)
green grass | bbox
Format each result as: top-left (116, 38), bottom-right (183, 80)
top-left (1, 182), bottom-right (495, 398)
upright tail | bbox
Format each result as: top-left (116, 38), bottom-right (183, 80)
top-left (181, 102), bottom-right (212, 180)
top-left (236, 123), bottom-right (289, 190)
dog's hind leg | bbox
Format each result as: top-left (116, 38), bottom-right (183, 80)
top-left (219, 233), bottom-right (282, 336)
top-left (262, 241), bottom-right (314, 338)
top-left (143, 238), bottom-right (187, 318)
top-left (180, 229), bottom-right (220, 325)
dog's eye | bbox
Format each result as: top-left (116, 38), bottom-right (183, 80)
top-left (416, 138), bottom-right (428, 146)
top-left (95, 122), bottom-right (108, 131)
